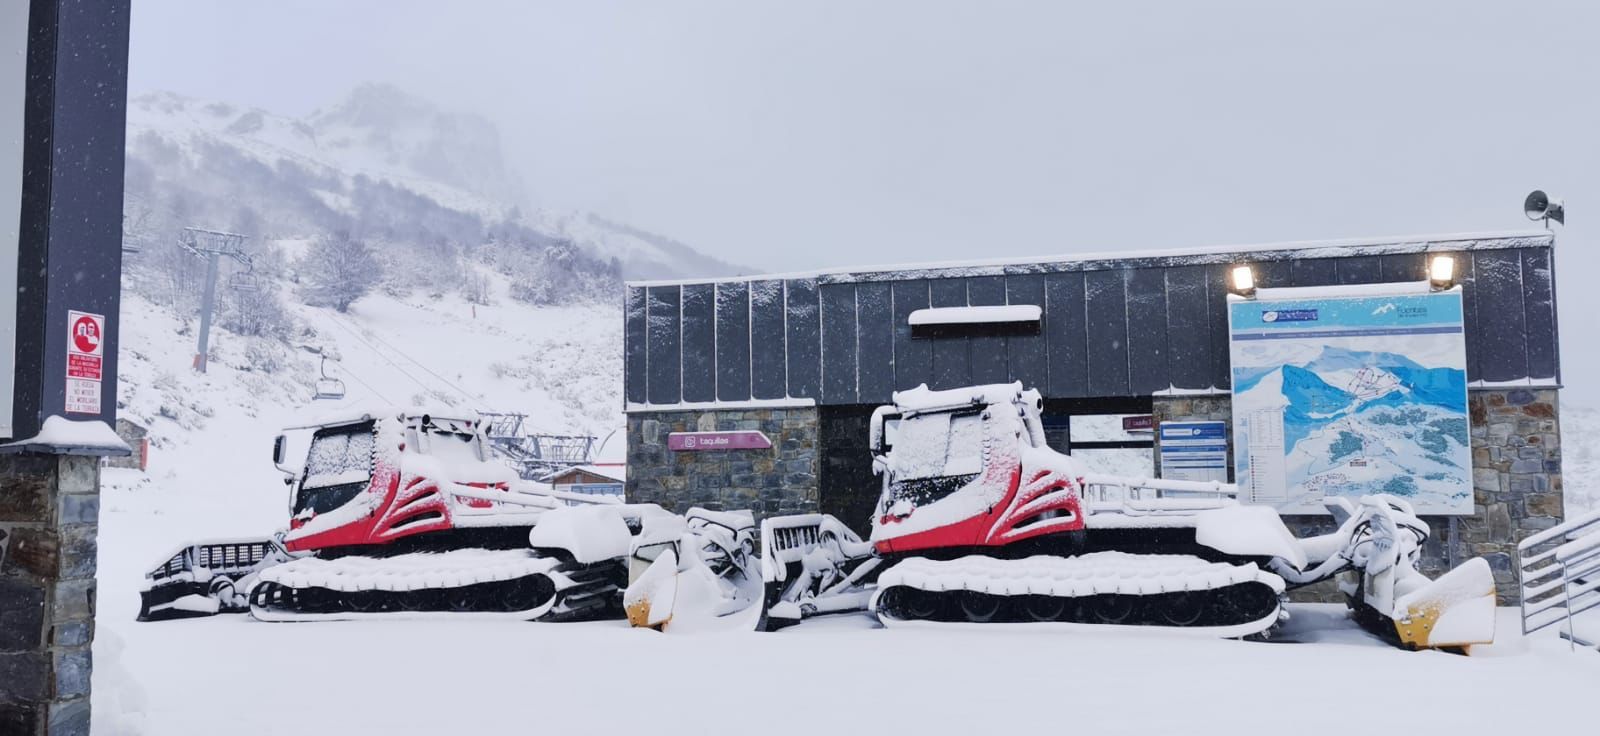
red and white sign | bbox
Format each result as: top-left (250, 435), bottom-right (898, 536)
top-left (668, 431), bottom-right (773, 452)
top-left (1122, 415), bottom-right (1155, 432)
top-left (65, 310), bottom-right (104, 415)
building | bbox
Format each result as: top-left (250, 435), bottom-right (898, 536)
top-left (622, 230), bottom-right (1562, 601)
top-left (545, 465), bottom-right (626, 498)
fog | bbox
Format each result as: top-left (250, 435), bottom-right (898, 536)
top-left (128, 1), bottom-right (1600, 401)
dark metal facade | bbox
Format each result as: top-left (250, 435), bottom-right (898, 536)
top-left (8, 0), bottom-right (130, 439)
top-left (625, 233), bottom-right (1560, 408)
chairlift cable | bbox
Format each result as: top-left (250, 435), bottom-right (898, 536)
top-left (321, 314), bottom-right (464, 402)
top-left (326, 312), bottom-right (479, 403)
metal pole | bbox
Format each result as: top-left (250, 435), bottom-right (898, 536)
top-left (195, 250), bottom-right (219, 372)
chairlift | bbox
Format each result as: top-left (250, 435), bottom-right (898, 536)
top-left (313, 356), bottom-right (347, 401)
top-left (228, 259), bottom-right (261, 292)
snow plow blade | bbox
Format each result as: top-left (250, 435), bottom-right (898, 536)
top-left (623, 507), bottom-right (761, 631)
top-left (1387, 557), bottom-right (1497, 649)
top-left (757, 514), bottom-right (879, 631)
top-left (624, 546), bottom-right (678, 629)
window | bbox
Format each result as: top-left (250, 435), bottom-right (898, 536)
top-left (1041, 408), bottom-right (1155, 478)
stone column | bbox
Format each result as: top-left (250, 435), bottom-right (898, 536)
top-left (0, 453), bottom-right (100, 736)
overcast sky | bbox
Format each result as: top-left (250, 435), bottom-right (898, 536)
top-left (129, 1), bottom-right (1600, 400)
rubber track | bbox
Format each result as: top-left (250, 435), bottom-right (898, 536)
top-left (248, 560), bottom-right (626, 621)
top-left (875, 580), bottom-right (1282, 631)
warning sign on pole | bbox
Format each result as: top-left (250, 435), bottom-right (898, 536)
top-left (65, 310), bottom-right (104, 415)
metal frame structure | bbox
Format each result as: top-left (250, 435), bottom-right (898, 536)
top-left (478, 411), bottom-right (598, 480)
top-left (178, 226), bottom-right (252, 373)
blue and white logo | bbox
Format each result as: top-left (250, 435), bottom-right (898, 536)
top-left (1262, 309), bottom-right (1317, 323)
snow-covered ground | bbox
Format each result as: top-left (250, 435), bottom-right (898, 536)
top-left (91, 595), bottom-right (1599, 735)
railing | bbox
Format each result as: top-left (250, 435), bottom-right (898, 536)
top-left (1517, 508), bottom-right (1600, 650)
top-left (1079, 474), bottom-right (1239, 517)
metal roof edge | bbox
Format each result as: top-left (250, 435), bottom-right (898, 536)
top-left (624, 229), bottom-right (1555, 289)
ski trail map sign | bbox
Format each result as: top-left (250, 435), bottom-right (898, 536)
top-left (1228, 285), bottom-right (1472, 515)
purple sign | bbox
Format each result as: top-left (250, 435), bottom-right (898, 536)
top-left (668, 431), bottom-right (772, 452)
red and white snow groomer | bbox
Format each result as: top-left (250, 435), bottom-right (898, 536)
top-left (138, 409), bottom-right (673, 622)
top-left (735, 383), bottom-right (1496, 649)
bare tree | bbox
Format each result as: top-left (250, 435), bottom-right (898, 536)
top-left (299, 232), bottom-right (382, 312)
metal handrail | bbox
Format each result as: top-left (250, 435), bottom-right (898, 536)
top-left (1079, 474), bottom-right (1239, 517)
top-left (1516, 508), bottom-right (1600, 649)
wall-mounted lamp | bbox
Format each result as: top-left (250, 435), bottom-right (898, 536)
top-left (1230, 265), bottom-right (1256, 297)
top-left (1428, 254), bottom-right (1456, 290)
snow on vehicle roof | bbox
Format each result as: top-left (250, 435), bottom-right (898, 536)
top-left (0, 415), bottom-right (133, 456)
top-left (626, 230), bottom-right (1553, 287)
top-left (289, 403), bottom-right (481, 431)
top-left (908, 305), bottom-right (1042, 326)
top-left (892, 382), bottom-right (1030, 412)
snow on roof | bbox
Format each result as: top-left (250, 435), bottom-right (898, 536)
top-left (1249, 280), bottom-right (1435, 301)
top-left (0, 416), bottom-right (133, 456)
top-left (908, 305), bottom-right (1041, 326)
top-left (626, 230), bottom-right (1554, 288)
top-left (549, 464), bottom-right (626, 484)
top-left (625, 397), bottom-right (816, 414)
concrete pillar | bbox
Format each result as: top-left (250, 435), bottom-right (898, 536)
top-left (0, 453), bottom-right (100, 736)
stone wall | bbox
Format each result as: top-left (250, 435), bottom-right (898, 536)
top-left (1465, 389), bottom-right (1563, 600)
top-left (0, 455), bottom-right (100, 736)
top-left (626, 407), bottom-right (819, 524)
top-left (1153, 389), bottom-right (1562, 605)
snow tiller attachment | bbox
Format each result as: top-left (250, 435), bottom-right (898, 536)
top-left (138, 537), bottom-right (291, 621)
top-left (756, 514), bottom-right (880, 631)
top-left (751, 382), bottom-right (1496, 649)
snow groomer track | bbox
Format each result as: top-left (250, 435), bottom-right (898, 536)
top-left (872, 552), bottom-right (1285, 636)
top-left (249, 549), bottom-right (624, 621)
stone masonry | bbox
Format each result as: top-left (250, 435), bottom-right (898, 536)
top-left (626, 407), bottom-right (819, 525)
top-left (1154, 389), bottom-right (1561, 605)
top-left (1, 455), bottom-right (101, 736)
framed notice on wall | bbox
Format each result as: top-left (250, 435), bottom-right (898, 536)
top-left (1228, 283), bottom-right (1473, 515)
top-left (1, 1), bottom-right (30, 438)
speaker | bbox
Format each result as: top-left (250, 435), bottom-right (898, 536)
top-left (1525, 190), bottom-right (1565, 225)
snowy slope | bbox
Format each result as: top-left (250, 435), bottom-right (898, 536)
top-left (109, 266), bottom-right (621, 548)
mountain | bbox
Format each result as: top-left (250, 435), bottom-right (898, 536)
top-left (123, 84), bottom-right (747, 281)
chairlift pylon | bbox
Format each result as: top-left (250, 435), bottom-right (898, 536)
top-left (313, 355), bottom-right (347, 401)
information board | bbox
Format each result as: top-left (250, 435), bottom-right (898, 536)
top-left (1, 1), bottom-right (28, 438)
top-left (1158, 421), bottom-right (1228, 483)
top-left (1228, 286), bottom-right (1473, 515)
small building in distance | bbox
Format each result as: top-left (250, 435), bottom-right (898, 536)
top-left (546, 465), bottom-right (625, 498)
